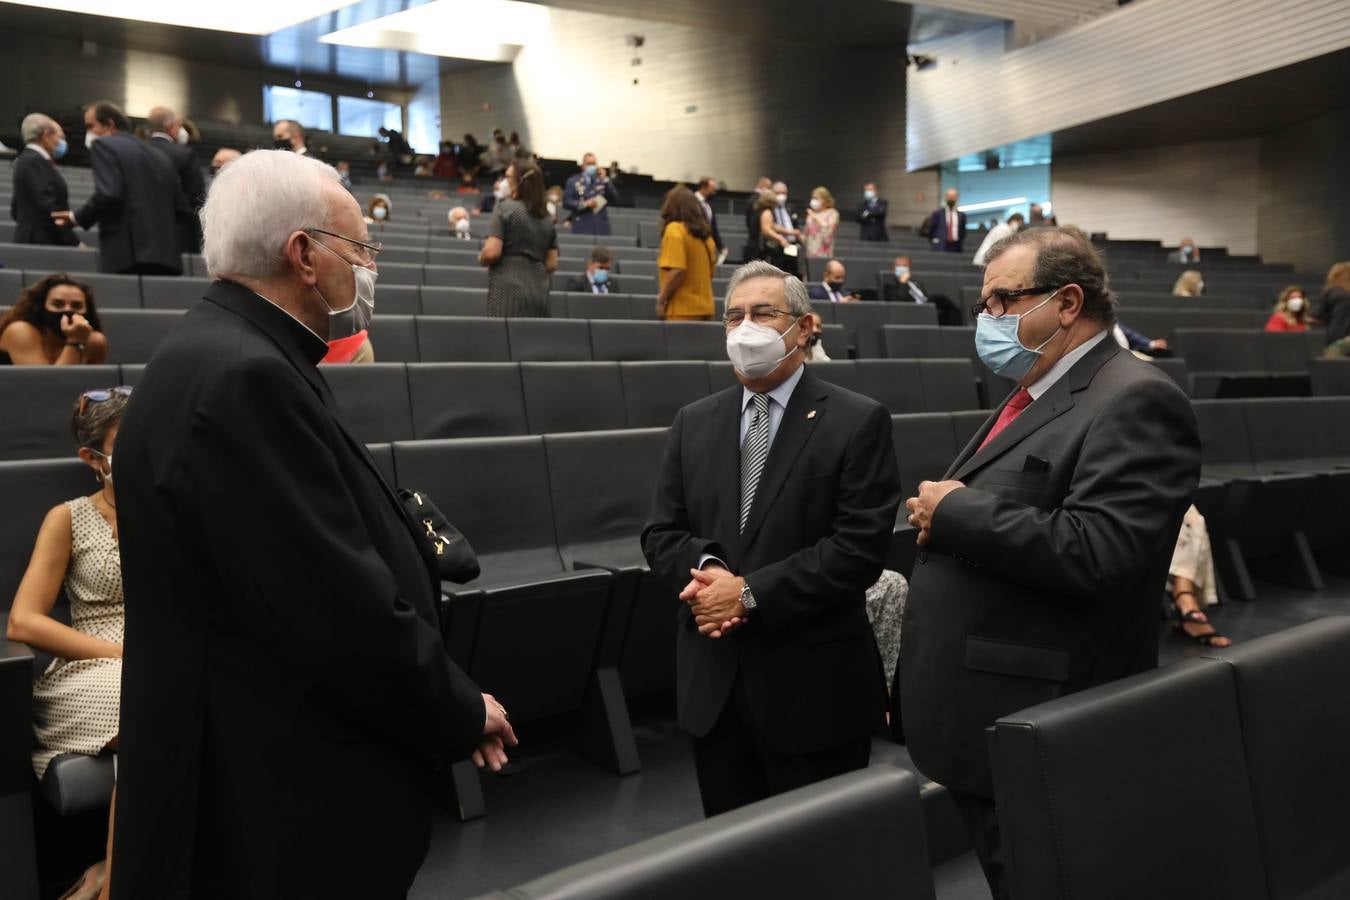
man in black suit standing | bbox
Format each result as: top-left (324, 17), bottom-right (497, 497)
top-left (10, 113), bottom-right (79, 246)
top-left (855, 182), bottom-right (889, 242)
top-left (563, 245), bottom-right (623, 294)
top-left (147, 106), bottom-right (207, 253)
top-left (57, 101), bottom-right (186, 275)
top-left (897, 226), bottom-right (1201, 899)
top-left (644, 259), bottom-right (901, 817)
top-left (925, 187), bottom-right (967, 253)
top-left (694, 176), bottom-right (726, 262)
top-left (109, 149), bottom-right (515, 899)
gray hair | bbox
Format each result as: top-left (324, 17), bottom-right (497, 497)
top-left (984, 225), bottom-right (1117, 324)
top-left (201, 149), bottom-right (341, 281)
top-left (20, 113), bottom-right (57, 144)
top-left (71, 388), bottom-right (130, 453)
top-left (726, 260), bottom-right (813, 317)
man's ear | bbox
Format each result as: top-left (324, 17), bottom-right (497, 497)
top-left (1059, 284), bottom-right (1085, 325)
top-left (285, 231), bottom-right (319, 286)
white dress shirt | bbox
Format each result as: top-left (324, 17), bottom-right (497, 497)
top-left (25, 142), bottom-right (51, 161)
top-left (1026, 329), bottom-right (1110, 400)
top-left (973, 222), bottom-right (1014, 267)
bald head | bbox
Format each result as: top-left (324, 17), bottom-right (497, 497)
top-left (211, 147), bottom-right (242, 174)
top-left (147, 106), bottom-right (179, 134)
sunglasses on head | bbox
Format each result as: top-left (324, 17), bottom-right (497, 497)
top-left (78, 386), bottom-right (132, 416)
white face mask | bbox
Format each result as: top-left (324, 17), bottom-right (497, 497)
top-left (726, 318), bottom-right (800, 380)
top-left (775, 193), bottom-right (788, 207)
top-left (176, 127), bottom-right (190, 145)
top-left (84, 131), bottom-right (98, 149)
top-left (454, 218), bottom-right (471, 234)
top-left (546, 200), bottom-right (557, 218)
top-left (493, 181), bottom-right (509, 200)
top-left (313, 240), bottom-right (378, 337)
top-left (372, 206), bottom-right (388, 221)
top-left (92, 449), bottom-right (113, 485)
top-left (1287, 296), bottom-right (1305, 313)
top-left (808, 198), bottom-right (822, 211)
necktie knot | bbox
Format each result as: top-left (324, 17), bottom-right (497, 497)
top-left (1006, 388), bottom-right (1033, 411)
top-left (752, 393), bottom-right (770, 417)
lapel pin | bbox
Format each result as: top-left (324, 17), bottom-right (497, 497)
top-left (807, 410), bottom-right (817, 419)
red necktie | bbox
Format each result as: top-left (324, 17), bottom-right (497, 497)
top-left (978, 388), bottom-right (1032, 450)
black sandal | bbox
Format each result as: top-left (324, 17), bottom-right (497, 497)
top-left (1171, 592), bottom-right (1231, 647)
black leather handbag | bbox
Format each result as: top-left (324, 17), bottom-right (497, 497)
top-left (398, 489), bottom-right (480, 584)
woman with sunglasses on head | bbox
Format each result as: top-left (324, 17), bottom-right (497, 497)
top-left (7, 386), bottom-right (130, 900)
top-left (0, 272), bottom-right (108, 365)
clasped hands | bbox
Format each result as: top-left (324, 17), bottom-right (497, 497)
top-left (680, 565), bottom-right (746, 639)
top-left (474, 691), bottom-right (518, 772)
top-left (904, 479), bottom-right (965, 546)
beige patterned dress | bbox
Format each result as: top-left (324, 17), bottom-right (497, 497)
top-left (31, 496), bottom-right (123, 779)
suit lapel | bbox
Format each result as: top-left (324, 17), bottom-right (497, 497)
top-left (709, 388), bottom-right (744, 562)
top-left (738, 370), bottom-right (828, 553)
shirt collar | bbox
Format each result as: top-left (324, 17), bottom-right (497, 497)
top-left (149, 131), bottom-right (173, 142)
top-left (1026, 328), bottom-right (1109, 400)
top-left (742, 361), bottom-right (806, 413)
top-left (25, 143), bottom-right (50, 160)
top-left (247, 287), bottom-right (330, 360)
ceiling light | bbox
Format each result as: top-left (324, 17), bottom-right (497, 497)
top-left (320, 0), bottom-right (549, 62)
top-left (1, 0), bottom-right (361, 35)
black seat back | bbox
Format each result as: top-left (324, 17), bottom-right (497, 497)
top-left (508, 319), bottom-right (593, 362)
top-left (0, 367), bottom-right (124, 461)
top-left (415, 316), bottom-right (510, 362)
top-left (520, 363), bottom-right (627, 434)
top-left (854, 359), bottom-right (924, 413)
top-left (619, 361), bottom-right (710, 428)
top-left (320, 363), bottom-right (414, 443)
top-left (590, 320), bottom-right (667, 362)
top-left (407, 363), bottom-right (527, 439)
top-left (0, 459), bottom-right (91, 611)
top-left (99, 310), bottom-right (182, 364)
top-left (918, 359), bottom-right (979, 412)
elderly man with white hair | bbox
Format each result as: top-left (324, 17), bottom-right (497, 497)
top-left (109, 149), bottom-right (515, 899)
top-left (11, 112), bottom-right (80, 245)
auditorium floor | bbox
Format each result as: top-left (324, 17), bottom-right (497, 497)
top-left (411, 574), bottom-right (1350, 900)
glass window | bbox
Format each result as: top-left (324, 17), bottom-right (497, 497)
top-left (338, 95), bottom-right (403, 138)
top-left (263, 85), bottom-right (333, 132)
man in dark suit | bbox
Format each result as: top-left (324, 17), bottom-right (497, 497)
top-left (882, 254), bottom-right (961, 325)
top-left (644, 259), bottom-right (901, 817)
top-left (855, 182), bottom-right (889, 242)
top-left (59, 101), bottom-right (186, 275)
top-left (563, 245), bottom-right (623, 294)
top-left (147, 106), bottom-right (207, 253)
top-left (807, 259), bottom-right (860, 302)
top-left (563, 152), bottom-right (619, 235)
top-left (695, 176), bottom-right (725, 259)
top-left (897, 226), bottom-right (1201, 899)
top-left (110, 149), bottom-right (515, 899)
top-left (11, 113), bottom-right (80, 246)
top-left (925, 188), bottom-right (967, 253)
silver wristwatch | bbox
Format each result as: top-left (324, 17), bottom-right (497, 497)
top-left (739, 583), bottom-right (757, 611)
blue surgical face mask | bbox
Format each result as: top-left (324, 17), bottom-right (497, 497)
top-left (584, 163), bottom-right (598, 177)
top-left (894, 266), bottom-right (909, 279)
top-left (53, 138), bottom-right (69, 160)
top-left (974, 288), bottom-right (1063, 380)
top-left (592, 268), bottom-right (609, 284)
top-left (864, 189), bottom-right (876, 201)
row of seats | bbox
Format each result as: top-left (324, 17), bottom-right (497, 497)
top-left (0, 359), bottom-right (983, 461)
top-left (992, 617), bottom-right (1350, 900)
top-left (1311, 358), bottom-right (1350, 396)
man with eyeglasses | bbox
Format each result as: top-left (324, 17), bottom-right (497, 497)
top-left (896, 226), bottom-right (1200, 900)
top-left (108, 149), bottom-right (514, 899)
top-left (644, 259), bottom-right (901, 817)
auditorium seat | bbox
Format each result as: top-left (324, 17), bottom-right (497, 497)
top-left (854, 359), bottom-right (924, 413)
top-left (808, 359), bottom-right (859, 393)
top-left (520, 362), bottom-right (627, 434)
top-left (628, 295), bottom-right (660, 321)
top-left (376, 246), bottom-right (427, 266)
top-left (0, 633), bottom-right (39, 899)
top-left (19, 272), bottom-right (141, 310)
top-left (421, 264), bottom-right (489, 289)
top-left (364, 442), bottom-right (399, 487)
top-left (373, 284), bottom-right (421, 315)
top-left (619, 361), bottom-right (710, 427)
top-left (415, 315), bottom-right (510, 362)
top-left (1310, 358), bottom-right (1350, 396)
top-left (368, 313), bottom-right (420, 363)
top-left (407, 363), bottom-right (527, 438)
top-left (662, 321), bottom-right (725, 360)
top-left (991, 659), bottom-right (1268, 900)
top-left (507, 319), bottom-right (593, 362)
top-left (564, 293), bottom-right (631, 320)
top-left (883, 325), bottom-right (944, 359)
top-left (918, 359), bottom-right (980, 412)
top-left (419, 286), bottom-right (486, 317)
top-left (473, 766), bottom-right (934, 900)
top-left (98, 310), bottom-right (181, 364)
top-left (589, 319), bottom-right (666, 362)
top-left (889, 412), bottom-right (960, 574)
top-left (0, 458), bottom-right (91, 608)
top-left (950, 409), bottom-right (988, 449)
top-left (0, 243), bottom-right (99, 274)
top-left (0, 268), bottom-right (23, 303)
top-left (426, 248), bottom-right (477, 268)
top-left (0, 366), bottom-right (122, 460)
top-left (140, 276), bottom-right (210, 310)
top-left (320, 363), bottom-right (414, 443)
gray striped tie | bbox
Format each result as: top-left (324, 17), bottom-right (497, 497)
top-left (739, 393), bottom-right (771, 533)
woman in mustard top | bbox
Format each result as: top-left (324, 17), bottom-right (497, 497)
top-left (656, 186), bottom-right (718, 320)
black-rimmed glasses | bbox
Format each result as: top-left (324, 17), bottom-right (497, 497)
top-left (971, 284), bottom-right (1065, 319)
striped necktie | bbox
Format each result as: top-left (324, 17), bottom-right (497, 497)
top-left (739, 393), bottom-right (771, 532)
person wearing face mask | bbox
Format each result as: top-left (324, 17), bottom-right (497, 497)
top-left (271, 119), bottom-right (308, 155)
top-left (448, 206), bottom-right (474, 240)
top-left (925, 187), bottom-right (967, 253)
top-left (971, 212), bottom-right (1024, 267)
top-left (855, 182), bottom-right (889, 242)
top-left (883, 254), bottom-right (962, 324)
top-left (7, 386), bottom-right (133, 900)
top-left (562, 152), bottom-right (619, 235)
top-left (0, 272), bottom-right (109, 365)
top-left (1265, 285), bottom-right (1310, 332)
top-left (565, 245), bottom-right (624, 294)
top-left (364, 193), bottom-right (393, 225)
top-left (146, 106), bottom-right (208, 253)
top-left (643, 259), bottom-right (901, 818)
top-left (107, 149), bottom-right (514, 899)
top-left (52, 100), bottom-right (187, 276)
top-left (476, 176), bottom-right (509, 216)
top-left (1166, 236), bottom-right (1202, 265)
top-left (545, 186), bottom-right (564, 225)
top-left (897, 226), bottom-right (1200, 900)
top-left (802, 186), bottom-right (839, 259)
top-left (479, 161), bottom-right (560, 317)
top-left (656, 187), bottom-right (718, 320)
top-left (807, 259), bottom-right (860, 303)
top-left (12, 112), bottom-right (81, 246)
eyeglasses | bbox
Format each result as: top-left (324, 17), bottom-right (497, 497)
top-left (305, 228), bottom-right (383, 264)
top-left (971, 285), bottom-right (1065, 319)
top-left (78, 386), bottom-right (131, 416)
top-left (723, 305), bottom-right (799, 328)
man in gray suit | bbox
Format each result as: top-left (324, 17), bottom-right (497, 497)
top-left (897, 226), bottom-right (1201, 899)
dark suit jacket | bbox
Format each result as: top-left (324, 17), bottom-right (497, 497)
top-left (882, 277), bottom-right (928, 304)
top-left (926, 207), bottom-right (968, 252)
top-left (642, 367), bottom-right (902, 754)
top-left (808, 283), bottom-right (855, 302)
top-left (148, 135), bottom-right (207, 253)
top-left (563, 275), bottom-right (623, 294)
top-left (74, 132), bottom-right (186, 274)
top-left (562, 172), bottom-right (618, 235)
top-left (111, 280), bottom-right (485, 899)
top-left (10, 148), bottom-right (79, 245)
top-left (699, 197), bottom-right (724, 252)
top-left (856, 199), bottom-right (889, 242)
top-left (897, 335), bottom-right (1200, 797)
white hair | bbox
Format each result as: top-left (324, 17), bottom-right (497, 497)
top-left (726, 260), bottom-right (812, 316)
top-left (21, 113), bottom-right (57, 144)
top-left (201, 149), bottom-right (341, 281)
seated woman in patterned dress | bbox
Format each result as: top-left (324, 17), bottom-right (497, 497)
top-left (7, 386), bottom-right (130, 900)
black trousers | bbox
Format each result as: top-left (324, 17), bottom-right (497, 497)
top-left (948, 788), bottom-right (1011, 900)
top-left (692, 673), bottom-right (871, 818)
